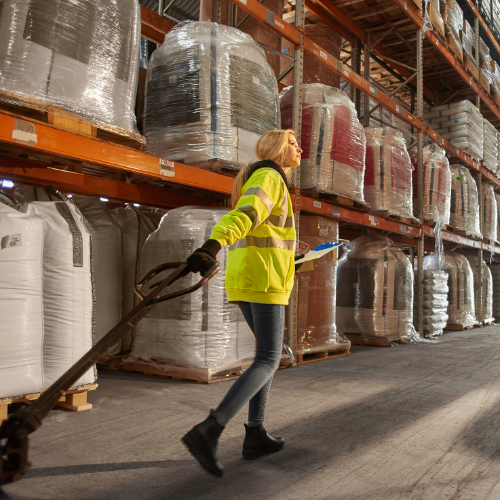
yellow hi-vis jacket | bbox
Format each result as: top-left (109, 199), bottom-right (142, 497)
top-left (210, 162), bottom-right (296, 305)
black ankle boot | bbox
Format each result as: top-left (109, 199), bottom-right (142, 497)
top-left (182, 411), bottom-right (225, 477)
top-left (242, 423), bottom-right (285, 460)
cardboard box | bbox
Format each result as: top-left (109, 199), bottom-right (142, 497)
top-left (428, 3), bottom-right (445, 39)
top-left (447, 33), bottom-right (463, 62)
top-left (465, 55), bottom-right (480, 81)
top-left (480, 70), bottom-right (491, 94)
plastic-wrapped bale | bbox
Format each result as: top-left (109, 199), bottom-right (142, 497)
top-left (0, 0), bottom-right (141, 133)
top-left (144, 22), bottom-right (280, 169)
top-left (296, 215), bottom-right (350, 357)
top-left (468, 256), bottom-right (494, 325)
top-left (418, 268), bottom-right (449, 337)
top-left (461, 20), bottom-right (477, 62)
top-left (130, 207), bottom-right (256, 376)
top-left (281, 83), bottom-right (366, 203)
top-left (481, 183), bottom-right (498, 242)
top-left (449, 164), bottom-right (482, 239)
top-left (111, 207), bottom-right (161, 352)
top-left (364, 127), bottom-right (413, 219)
top-left (442, 251), bottom-right (477, 328)
top-left (18, 201), bottom-right (96, 388)
top-left (336, 234), bottom-right (414, 346)
top-left (442, 0), bottom-right (463, 62)
top-left (411, 144), bottom-right (451, 224)
top-left (0, 203), bottom-right (44, 398)
top-left (496, 193), bottom-right (500, 237)
top-left (489, 263), bottom-right (500, 321)
top-left (483, 119), bottom-right (498, 173)
top-left (72, 198), bottom-right (123, 354)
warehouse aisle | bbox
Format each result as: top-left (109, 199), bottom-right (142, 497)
top-left (6, 327), bottom-right (500, 500)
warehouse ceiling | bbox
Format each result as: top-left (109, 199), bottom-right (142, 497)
top-left (140, 0), bottom-right (200, 23)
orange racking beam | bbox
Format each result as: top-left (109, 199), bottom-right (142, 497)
top-left (304, 0), bottom-right (355, 44)
top-left (463, 0), bottom-right (500, 59)
top-left (141, 5), bottom-right (176, 44)
top-left (423, 225), bottom-right (500, 254)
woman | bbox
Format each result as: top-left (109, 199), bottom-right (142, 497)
top-left (182, 129), bottom-right (302, 477)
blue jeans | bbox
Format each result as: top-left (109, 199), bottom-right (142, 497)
top-left (212, 302), bottom-right (285, 427)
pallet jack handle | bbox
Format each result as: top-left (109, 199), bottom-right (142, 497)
top-left (0, 261), bottom-right (219, 496)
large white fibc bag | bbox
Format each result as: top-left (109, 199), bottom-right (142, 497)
top-left (0, 203), bottom-right (44, 398)
top-left (19, 201), bottom-right (95, 388)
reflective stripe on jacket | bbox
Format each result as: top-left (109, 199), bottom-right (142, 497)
top-left (210, 165), bottom-right (296, 305)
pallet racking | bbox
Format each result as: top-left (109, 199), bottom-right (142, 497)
top-left (1, 0), bottom-right (500, 358)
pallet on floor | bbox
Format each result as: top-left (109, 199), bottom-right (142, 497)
top-left (345, 334), bottom-right (410, 347)
top-left (445, 324), bottom-right (475, 331)
top-left (0, 89), bottom-right (145, 151)
top-left (0, 383), bottom-right (98, 421)
top-left (190, 158), bottom-right (241, 177)
top-left (296, 346), bottom-right (351, 365)
top-left (97, 355), bottom-right (126, 371)
top-left (301, 188), bottom-right (370, 213)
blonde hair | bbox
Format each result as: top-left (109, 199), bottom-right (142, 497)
top-left (231, 129), bottom-right (296, 208)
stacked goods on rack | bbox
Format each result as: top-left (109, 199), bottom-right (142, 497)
top-left (296, 215), bottom-right (350, 357)
top-left (468, 256), bottom-right (494, 325)
top-left (144, 22), bottom-right (280, 170)
top-left (449, 164), bottom-right (482, 239)
top-left (0, 0), bottom-right (141, 133)
top-left (442, 252), bottom-right (477, 329)
top-left (479, 38), bottom-right (494, 93)
top-left (441, 0), bottom-right (463, 62)
top-left (424, 100), bottom-right (483, 160)
top-left (336, 234), bottom-right (414, 346)
top-left (489, 263), bottom-right (500, 321)
top-left (461, 21), bottom-right (480, 80)
top-left (483, 119), bottom-right (498, 173)
top-left (111, 207), bottom-right (161, 352)
top-left (281, 84), bottom-right (366, 203)
top-left (426, 0), bottom-right (445, 38)
top-left (364, 127), bottom-right (413, 219)
top-left (481, 183), bottom-right (498, 242)
top-left (129, 207), bottom-right (256, 380)
top-left (496, 193), bottom-right (500, 235)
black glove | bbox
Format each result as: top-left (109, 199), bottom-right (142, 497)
top-left (295, 254), bottom-right (305, 272)
top-left (186, 239), bottom-right (221, 276)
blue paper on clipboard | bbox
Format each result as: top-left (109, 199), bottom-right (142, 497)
top-left (295, 241), bottom-right (343, 264)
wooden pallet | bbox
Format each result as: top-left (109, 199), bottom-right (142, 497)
top-left (296, 347), bottom-right (351, 365)
top-left (190, 158), bottom-right (241, 177)
top-left (423, 220), bottom-right (453, 232)
top-left (0, 383), bottom-right (98, 422)
top-left (97, 355), bottom-right (126, 371)
top-left (370, 210), bottom-right (417, 226)
top-left (0, 89), bottom-right (145, 151)
top-left (344, 333), bottom-right (410, 347)
top-left (445, 324), bottom-right (475, 331)
top-left (301, 188), bottom-right (370, 213)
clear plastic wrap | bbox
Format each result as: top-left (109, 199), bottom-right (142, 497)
top-left (0, 0), bottom-right (141, 133)
top-left (297, 215), bottom-right (351, 354)
top-left (336, 234), bottom-right (414, 345)
top-left (483, 119), bottom-right (498, 173)
top-left (480, 37), bottom-right (492, 71)
top-left (488, 262), bottom-right (500, 321)
top-left (144, 22), bottom-right (280, 169)
top-left (468, 256), bottom-right (494, 324)
top-left (281, 83), bottom-right (366, 203)
top-left (481, 183), bottom-right (498, 242)
top-left (462, 20), bottom-right (476, 60)
top-left (418, 267), bottom-right (449, 337)
top-left (130, 207), bottom-right (256, 371)
top-left (364, 127), bottom-right (413, 218)
top-left (442, 0), bottom-right (463, 60)
top-left (423, 0), bottom-right (445, 38)
top-left (449, 164), bottom-right (482, 239)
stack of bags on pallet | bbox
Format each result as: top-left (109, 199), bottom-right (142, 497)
top-left (336, 234), bottom-right (414, 346)
top-left (296, 215), bottom-right (351, 356)
top-left (449, 164), bottom-right (482, 239)
top-left (468, 256), bottom-right (494, 325)
top-left (364, 127), bottom-right (413, 219)
top-left (441, 0), bottom-right (463, 62)
top-left (144, 22), bottom-right (280, 170)
top-left (0, 0), bottom-right (141, 133)
top-left (130, 207), bottom-right (256, 374)
top-left (424, 101), bottom-right (483, 160)
top-left (481, 183), bottom-right (498, 242)
top-left (483, 119), bottom-right (499, 173)
top-left (280, 84), bottom-right (366, 204)
top-left (489, 263), bottom-right (500, 321)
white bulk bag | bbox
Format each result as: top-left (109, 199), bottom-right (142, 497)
top-left (468, 256), bottom-right (494, 324)
top-left (481, 183), bottom-right (498, 241)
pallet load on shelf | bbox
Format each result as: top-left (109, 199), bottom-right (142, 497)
top-left (296, 215), bottom-right (351, 360)
top-left (0, 0), bottom-right (141, 133)
top-left (129, 207), bottom-right (256, 382)
top-left (479, 38), bottom-right (494, 94)
top-left (481, 183), bottom-right (498, 242)
top-left (441, 0), bottom-right (463, 62)
top-left (468, 256), bottom-right (494, 325)
top-left (483, 119), bottom-right (499, 173)
top-left (489, 262), bottom-right (500, 321)
top-left (111, 207), bottom-right (161, 352)
top-left (424, 100), bottom-right (483, 161)
top-left (492, 60), bottom-right (500, 105)
top-left (280, 84), bottom-right (366, 204)
top-left (425, 0), bottom-right (445, 39)
top-left (364, 127), bottom-right (413, 219)
top-left (144, 22), bottom-right (280, 171)
top-left (336, 234), bottom-right (414, 346)
top-left (498, 130), bottom-right (500, 179)
top-left (461, 21), bottom-right (480, 81)
top-left (496, 193), bottom-right (500, 236)
top-left (449, 164), bottom-right (482, 239)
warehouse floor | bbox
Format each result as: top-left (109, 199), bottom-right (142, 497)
top-left (5, 326), bottom-right (500, 500)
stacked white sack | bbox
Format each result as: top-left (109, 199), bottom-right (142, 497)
top-left (420, 269), bottom-right (449, 337)
top-left (364, 127), bottom-right (413, 219)
top-left (424, 101), bottom-right (483, 160)
top-left (468, 256), bottom-right (494, 324)
top-left (483, 119), bottom-right (498, 173)
top-left (144, 22), bottom-right (280, 169)
top-left (131, 207), bottom-right (256, 370)
top-left (481, 183), bottom-right (498, 241)
top-left (489, 263), bottom-right (500, 321)
top-left (449, 164), bottom-right (482, 238)
top-left (280, 83), bottom-right (366, 203)
top-left (0, 203), bottom-right (44, 398)
top-left (0, 0), bottom-right (141, 133)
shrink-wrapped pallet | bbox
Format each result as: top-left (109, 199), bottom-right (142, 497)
top-left (483, 119), bottom-right (498, 173)
top-left (481, 183), bottom-right (498, 242)
top-left (144, 22), bottom-right (280, 169)
top-left (18, 201), bottom-right (96, 388)
top-left (462, 20), bottom-right (476, 60)
top-left (424, 0), bottom-right (445, 38)
top-left (364, 127), bottom-right (413, 218)
top-left (0, 0), bottom-right (141, 133)
top-left (496, 193), bottom-right (500, 237)
top-left (418, 267), bottom-right (449, 337)
top-left (468, 256), bottom-right (494, 324)
top-left (281, 84), bottom-right (366, 203)
top-left (111, 207), bottom-right (161, 351)
top-left (73, 198), bottom-right (123, 354)
top-left (336, 234), bottom-right (414, 345)
top-left (0, 203), bottom-right (44, 398)
top-left (297, 215), bottom-right (350, 355)
top-left (442, 0), bottom-right (463, 60)
top-left (489, 262), bottom-right (500, 321)
top-left (130, 207), bottom-right (256, 371)
top-left (449, 164), bottom-right (482, 238)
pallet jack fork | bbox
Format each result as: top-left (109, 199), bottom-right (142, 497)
top-left (0, 261), bottom-right (219, 498)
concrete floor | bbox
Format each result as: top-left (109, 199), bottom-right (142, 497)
top-left (5, 326), bottom-right (500, 500)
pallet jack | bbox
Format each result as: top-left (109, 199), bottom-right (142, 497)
top-left (0, 260), bottom-right (219, 499)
